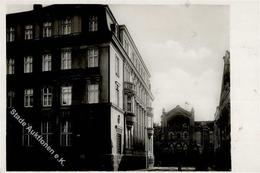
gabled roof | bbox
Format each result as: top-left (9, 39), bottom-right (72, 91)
top-left (165, 105), bottom-right (192, 120)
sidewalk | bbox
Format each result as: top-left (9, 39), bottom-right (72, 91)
top-left (137, 166), bottom-right (196, 171)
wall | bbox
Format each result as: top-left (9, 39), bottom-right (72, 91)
top-left (109, 43), bottom-right (124, 170)
top-left (99, 45), bottom-right (110, 103)
top-left (109, 44), bottom-right (124, 108)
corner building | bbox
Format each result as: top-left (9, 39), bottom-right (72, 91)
top-left (6, 4), bottom-right (154, 171)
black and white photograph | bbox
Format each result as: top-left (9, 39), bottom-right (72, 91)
top-left (2, 1), bottom-right (260, 172)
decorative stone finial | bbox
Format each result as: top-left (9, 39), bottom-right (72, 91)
top-left (162, 108), bottom-right (166, 113)
top-left (223, 50), bottom-right (230, 64)
top-left (191, 107), bottom-right (194, 113)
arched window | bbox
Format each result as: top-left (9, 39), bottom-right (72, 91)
top-left (177, 132), bottom-right (181, 139)
top-left (168, 132), bottom-right (174, 140)
top-left (183, 131), bottom-right (189, 139)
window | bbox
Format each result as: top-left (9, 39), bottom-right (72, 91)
top-left (42, 54), bottom-right (52, 71)
top-left (43, 22), bottom-right (52, 37)
top-left (24, 89), bottom-right (33, 107)
top-left (89, 16), bottom-right (98, 32)
top-left (24, 56), bottom-right (33, 73)
top-left (115, 83), bottom-right (120, 106)
top-left (124, 39), bottom-right (129, 55)
top-left (41, 122), bottom-right (53, 143)
top-left (183, 132), bottom-right (189, 139)
top-left (117, 115), bottom-right (121, 124)
top-left (7, 91), bottom-right (15, 108)
top-left (116, 133), bottom-right (122, 154)
top-left (115, 56), bottom-right (119, 77)
top-left (131, 52), bottom-right (135, 63)
top-left (110, 23), bottom-right (118, 35)
top-left (183, 123), bottom-right (188, 129)
top-left (7, 27), bottom-right (15, 42)
top-left (22, 126), bottom-right (32, 147)
top-left (7, 59), bottom-right (15, 74)
top-left (124, 66), bottom-right (130, 82)
top-left (168, 132), bottom-right (174, 140)
top-left (88, 84), bottom-right (99, 103)
top-left (148, 117), bottom-right (152, 128)
top-left (209, 131), bottom-right (213, 143)
top-left (60, 121), bottom-right (72, 147)
top-left (88, 48), bottom-right (98, 67)
top-left (177, 132), bottom-right (181, 139)
top-left (42, 87), bottom-right (52, 107)
top-left (61, 18), bottom-right (71, 35)
top-left (127, 96), bottom-right (132, 112)
top-left (61, 86), bottom-right (72, 106)
top-left (24, 25), bottom-right (33, 40)
top-left (61, 48), bottom-right (71, 70)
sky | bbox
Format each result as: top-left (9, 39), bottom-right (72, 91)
top-left (110, 5), bottom-right (229, 122)
top-left (6, 4), bottom-right (229, 123)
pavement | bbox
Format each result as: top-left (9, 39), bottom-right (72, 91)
top-left (137, 166), bottom-right (196, 171)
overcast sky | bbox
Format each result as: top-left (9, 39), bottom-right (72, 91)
top-left (111, 5), bottom-right (229, 122)
top-left (6, 4), bottom-right (229, 123)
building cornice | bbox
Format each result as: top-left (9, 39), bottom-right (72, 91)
top-left (119, 25), bottom-right (151, 78)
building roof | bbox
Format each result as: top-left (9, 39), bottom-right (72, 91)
top-left (6, 4), bottom-right (108, 23)
top-left (164, 105), bottom-right (193, 120)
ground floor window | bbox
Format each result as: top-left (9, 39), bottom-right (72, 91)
top-left (60, 121), bottom-right (72, 147)
top-left (22, 127), bottom-right (32, 147)
top-left (41, 122), bottom-right (53, 144)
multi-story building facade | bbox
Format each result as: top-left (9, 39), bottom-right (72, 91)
top-left (6, 4), bottom-right (154, 171)
top-left (155, 106), bottom-right (195, 166)
top-left (154, 105), bottom-right (214, 168)
top-left (213, 51), bottom-right (231, 171)
top-left (194, 121), bottom-right (214, 168)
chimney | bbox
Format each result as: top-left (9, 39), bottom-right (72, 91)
top-left (33, 4), bottom-right (42, 11)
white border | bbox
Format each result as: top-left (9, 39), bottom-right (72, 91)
top-left (1, 0), bottom-right (260, 172)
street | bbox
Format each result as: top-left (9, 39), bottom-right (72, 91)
top-left (138, 167), bottom-right (196, 171)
